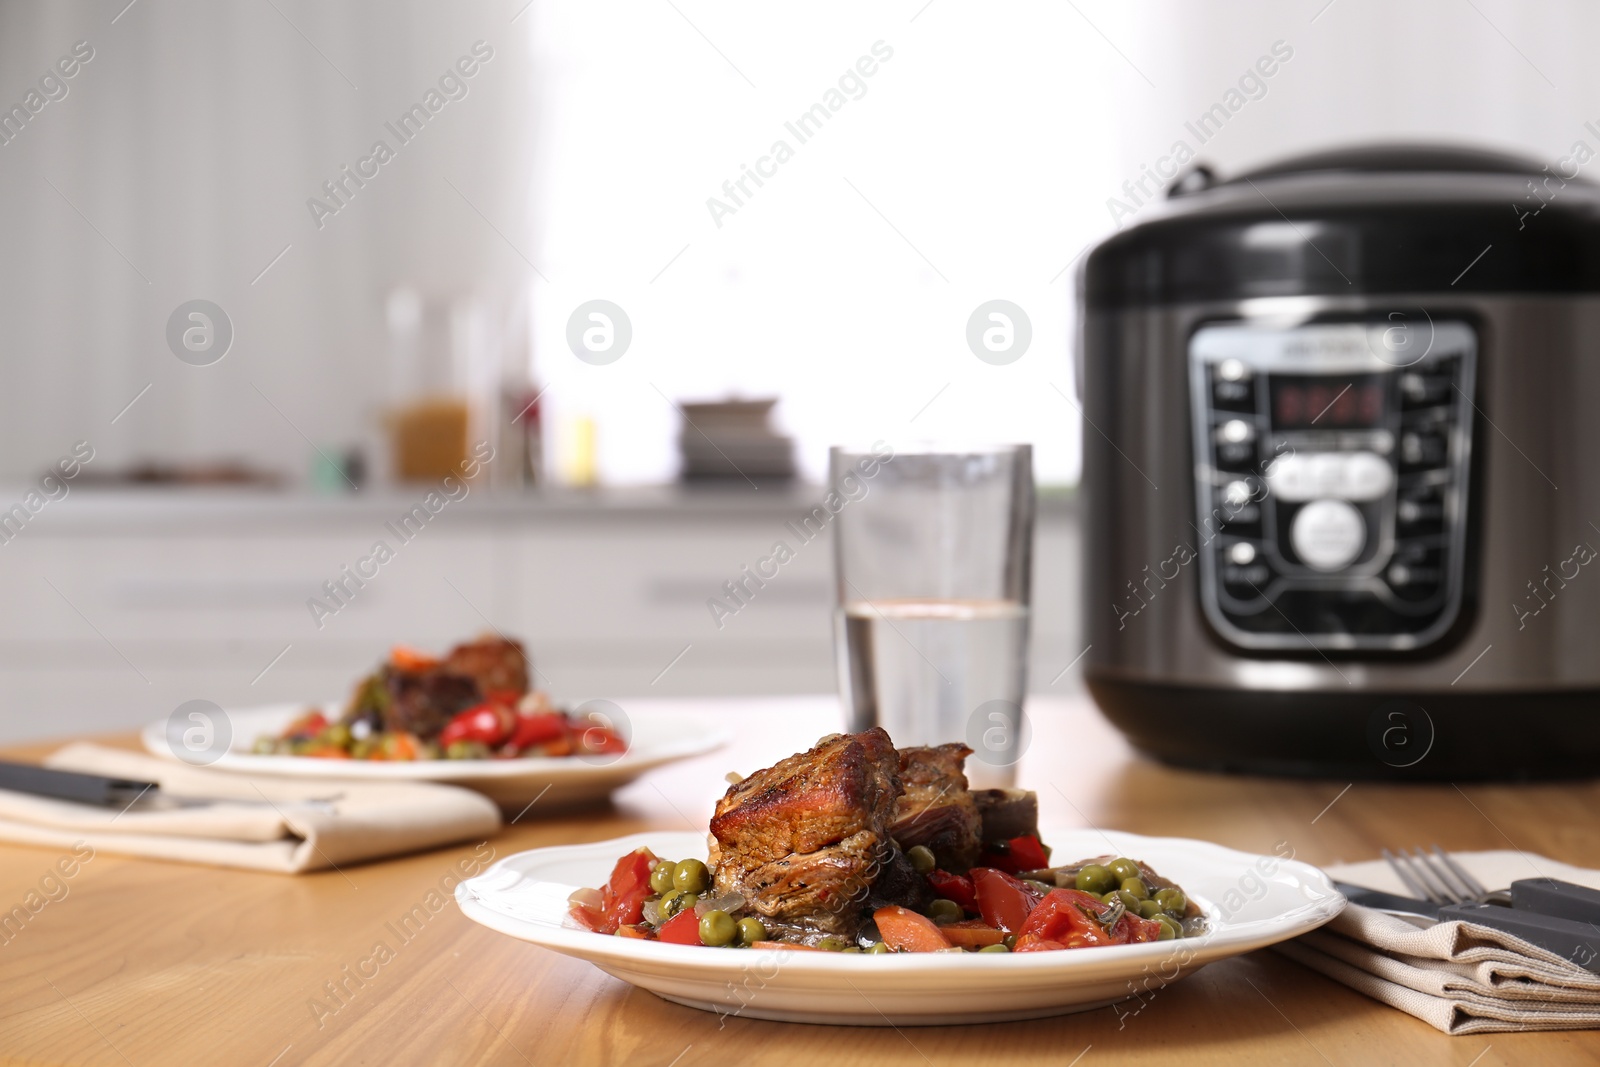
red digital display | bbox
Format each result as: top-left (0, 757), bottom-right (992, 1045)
top-left (1271, 375), bottom-right (1385, 428)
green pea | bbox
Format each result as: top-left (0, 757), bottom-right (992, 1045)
top-left (841, 946), bottom-right (862, 954)
top-left (906, 844), bottom-right (937, 874)
top-left (1107, 857), bottom-right (1141, 883)
top-left (1003, 934), bottom-right (1018, 950)
top-left (1113, 889), bottom-right (1142, 912)
top-left (1120, 877), bottom-right (1149, 901)
top-left (817, 937), bottom-right (848, 952)
top-left (323, 723), bottom-right (353, 748)
top-left (658, 889), bottom-right (682, 917)
top-left (699, 909), bottom-right (737, 947)
top-left (736, 917), bottom-right (766, 945)
top-left (926, 898), bottom-right (964, 925)
top-left (649, 861), bottom-right (676, 896)
top-left (673, 859), bottom-right (710, 894)
top-left (1156, 915), bottom-right (1183, 940)
top-left (866, 942), bottom-right (891, 954)
top-left (1137, 899), bottom-right (1163, 920)
top-left (1155, 888), bottom-right (1187, 915)
top-left (979, 942), bottom-right (1010, 953)
top-left (1074, 864), bottom-right (1116, 896)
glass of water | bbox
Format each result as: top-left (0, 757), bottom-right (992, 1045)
top-left (830, 443), bottom-right (1035, 786)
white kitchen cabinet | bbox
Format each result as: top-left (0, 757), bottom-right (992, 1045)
top-left (0, 487), bottom-right (1080, 743)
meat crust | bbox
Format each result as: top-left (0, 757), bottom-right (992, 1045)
top-left (710, 729), bottom-right (902, 934)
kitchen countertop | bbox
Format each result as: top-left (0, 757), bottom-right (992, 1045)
top-left (6, 483), bottom-right (1082, 533)
top-left (3, 692), bottom-right (1596, 1066)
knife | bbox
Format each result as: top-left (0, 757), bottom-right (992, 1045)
top-left (0, 760), bottom-right (339, 811)
top-left (1334, 879), bottom-right (1600, 974)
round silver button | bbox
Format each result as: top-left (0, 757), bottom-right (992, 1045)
top-left (1228, 542), bottom-right (1257, 565)
top-left (1290, 499), bottom-right (1366, 571)
top-left (1221, 419), bottom-right (1254, 444)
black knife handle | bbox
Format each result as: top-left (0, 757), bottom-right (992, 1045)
top-left (1440, 901), bottom-right (1600, 974)
top-left (0, 759), bottom-right (155, 806)
top-left (1511, 878), bottom-right (1600, 926)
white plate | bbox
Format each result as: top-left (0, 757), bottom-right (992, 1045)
top-left (139, 703), bottom-right (729, 809)
top-left (454, 828), bottom-right (1346, 1026)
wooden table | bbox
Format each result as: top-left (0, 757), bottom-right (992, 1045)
top-left (3, 693), bottom-right (1598, 1066)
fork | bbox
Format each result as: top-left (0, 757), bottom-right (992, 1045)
top-left (1382, 845), bottom-right (1513, 906)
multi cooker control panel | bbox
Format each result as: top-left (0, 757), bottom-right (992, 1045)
top-left (1188, 319), bottom-right (1477, 651)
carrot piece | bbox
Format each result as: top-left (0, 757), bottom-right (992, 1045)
top-left (940, 920), bottom-right (1006, 948)
top-left (615, 924), bottom-right (653, 940)
top-left (390, 645), bottom-right (439, 672)
top-left (873, 905), bottom-right (954, 953)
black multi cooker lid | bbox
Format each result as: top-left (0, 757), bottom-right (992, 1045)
top-left (1083, 143), bottom-right (1600, 308)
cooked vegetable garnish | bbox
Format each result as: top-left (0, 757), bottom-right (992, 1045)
top-left (569, 731), bottom-right (1202, 952)
top-left (251, 634), bottom-right (626, 761)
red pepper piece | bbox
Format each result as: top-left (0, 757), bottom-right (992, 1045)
top-left (926, 869), bottom-right (978, 912)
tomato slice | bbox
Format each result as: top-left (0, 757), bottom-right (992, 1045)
top-left (594, 848), bottom-right (658, 934)
top-left (973, 867), bottom-right (1045, 933)
top-left (508, 711), bottom-right (567, 749)
top-left (656, 909), bottom-right (702, 945)
top-left (926, 869), bottom-right (977, 911)
top-left (1021, 888), bottom-right (1126, 948)
top-left (873, 905), bottom-right (953, 953)
top-left (1012, 933), bottom-right (1068, 953)
top-left (978, 834), bottom-right (1052, 874)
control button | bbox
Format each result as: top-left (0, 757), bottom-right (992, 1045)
top-left (1400, 368), bottom-right (1454, 408)
top-left (1223, 561), bottom-right (1272, 590)
top-left (1212, 360), bottom-right (1254, 408)
top-left (1265, 451), bottom-right (1393, 502)
top-left (1223, 480), bottom-right (1253, 507)
top-left (1342, 452), bottom-right (1394, 500)
top-left (1400, 431), bottom-right (1448, 469)
top-left (1216, 419), bottom-right (1254, 444)
top-left (1228, 541), bottom-right (1258, 565)
top-left (1369, 429), bottom-right (1395, 455)
top-left (1264, 454), bottom-right (1310, 500)
top-left (1290, 498), bottom-right (1367, 571)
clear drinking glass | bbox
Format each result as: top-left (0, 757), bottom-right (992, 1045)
top-left (830, 443), bottom-right (1035, 787)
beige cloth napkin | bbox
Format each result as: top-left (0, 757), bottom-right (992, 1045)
top-left (0, 743), bottom-right (501, 873)
top-left (1274, 850), bottom-right (1600, 1034)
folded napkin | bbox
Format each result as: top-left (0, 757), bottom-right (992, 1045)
top-left (0, 743), bottom-right (501, 874)
top-left (1274, 850), bottom-right (1600, 1034)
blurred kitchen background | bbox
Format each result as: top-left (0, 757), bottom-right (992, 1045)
top-left (0, 0), bottom-right (1593, 741)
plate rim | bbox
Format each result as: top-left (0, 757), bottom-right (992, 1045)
top-left (455, 827), bottom-right (1348, 973)
top-left (138, 702), bottom-right (732, 780)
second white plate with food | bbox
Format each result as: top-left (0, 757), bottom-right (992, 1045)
top-left (455, 828), bottom-right (1345, 1026)
top-left (140, 704), bottom-right (729, 809)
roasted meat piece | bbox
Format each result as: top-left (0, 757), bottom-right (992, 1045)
top-left (381, 667), bottom-right (480, 739)
top-left (441, 635), bottom-right (530, 696)
top-left (710, 728), bottom-right (902, 936)
top-left (972, 787), bottom-right (1040, 844)
top-left (889, 743), bottom-right (982, 871)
